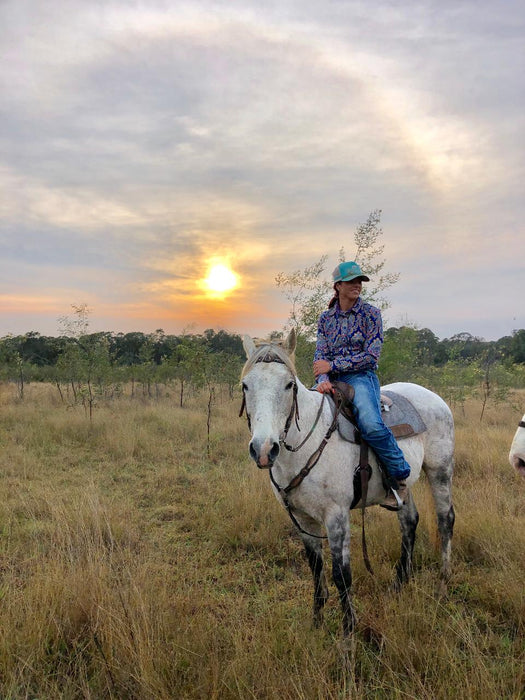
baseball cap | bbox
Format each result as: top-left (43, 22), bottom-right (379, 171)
top-left (332, 261), bottom-right (370, 283)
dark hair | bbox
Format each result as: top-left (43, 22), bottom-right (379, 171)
top-left (328, 283), bottom-right (339, 309)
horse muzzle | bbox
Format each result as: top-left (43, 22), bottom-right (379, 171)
top-left (249, 437), bottom-right (280, 469)
top-left (511, 454), bottom-right (525, 477)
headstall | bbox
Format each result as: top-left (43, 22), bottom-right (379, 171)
top-left (238, 352), bottom-right (300, 438)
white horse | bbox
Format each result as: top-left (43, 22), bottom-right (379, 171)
top-left (509, 414), bottom-right (525, 477)
top-left (240, 330), bottom-right (455, 634)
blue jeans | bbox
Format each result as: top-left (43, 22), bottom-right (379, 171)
top-left (337, 370), bottom-right (411, 481)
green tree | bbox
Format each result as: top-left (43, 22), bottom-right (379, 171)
top-left (276, 210), bottom-right (399, 339)
top-left (165, 336), bottom-right (203, 407)
top-left (379, 326), bottom-right (420, 383)
top-left (0, 338), bottom-right (28, 399)
top-left (55, 305), bottom-right (113, 419)
top-left (275, 257), bottom-right (329, 340)
top-left (510, 329), bottom-right (525, 363)
top-left (415, 328), bottom-right (446, 366)
top-left (136, 337), bottom-right (157, 398)
top-left (203, 329), bottom-right (244, 358)
top-left (113, 332), bottom-right (148, 366)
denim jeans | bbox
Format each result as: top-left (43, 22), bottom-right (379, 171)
top-left (337, 370), bottom-right (411, 481)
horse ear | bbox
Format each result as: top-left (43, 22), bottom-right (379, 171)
top-left (284, 328), bottom-right (297, 356)
top-left (242, 334), bottom-right (257, 358)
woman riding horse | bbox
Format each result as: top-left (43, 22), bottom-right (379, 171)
top-left (313, 260), bottom-right (410, 509)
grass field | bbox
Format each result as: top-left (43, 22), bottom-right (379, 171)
top-left (0, 382), bottom-right (524, 699)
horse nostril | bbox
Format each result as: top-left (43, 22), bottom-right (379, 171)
top-left (269, 441), bottom-right (280, 463)
top-left (249, 442), bottom-right (257, 461)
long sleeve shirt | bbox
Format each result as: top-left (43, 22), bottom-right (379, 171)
top-left (314, 297), bottom-right (383, 384)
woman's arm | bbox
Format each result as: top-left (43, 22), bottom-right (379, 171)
top-left (313, 315), bottom-right (332, 384)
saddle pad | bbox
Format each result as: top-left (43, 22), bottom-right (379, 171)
top-left (335, 390), bottom-right (427, 443)
top-left (381, 390), bottom-right (427, 437)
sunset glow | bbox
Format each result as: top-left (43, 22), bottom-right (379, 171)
top-left (203, 263), bottom-right (239, 297)
top-left (0, 2), bottom-right (522, 341)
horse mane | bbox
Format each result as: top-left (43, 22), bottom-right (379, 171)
top-left (241, 342), bottom-right (296, 379)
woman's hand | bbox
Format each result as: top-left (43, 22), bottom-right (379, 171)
top-left (313, 359), bottom-right (332, 377)
top-left (316, 380), bottom-right (334, 394)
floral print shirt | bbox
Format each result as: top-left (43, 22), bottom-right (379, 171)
top-left (314, 297), bottom-right (383, 384)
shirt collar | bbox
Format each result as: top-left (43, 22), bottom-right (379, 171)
top-left (329, 297), bottom-right (363, 317)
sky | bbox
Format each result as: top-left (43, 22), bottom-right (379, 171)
top-left (1, 0), bottom-right (524, 342)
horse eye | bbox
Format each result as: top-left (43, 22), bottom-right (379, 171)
top-left (285, 381), bottom-right (295, 390)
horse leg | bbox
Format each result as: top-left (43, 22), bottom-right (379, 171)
top-left (301, 532), bottom-right (329, 628)
top-left (437, 503), bottom-right (455, 585)
top-left (395, 491), bottom-right (419, 589)
top-left (326, 510), bottom-right (355, 635)
top-left (436, 496), bottom-right (455, 583)
top-left (426, 470), bottom-right (455, 582)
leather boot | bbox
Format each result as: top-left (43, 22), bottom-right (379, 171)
top-left (380, 480), bottom-right (408, 511)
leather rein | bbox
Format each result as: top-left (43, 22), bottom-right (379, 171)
top-left (268, 396), bottom-right (340, 540)
top-left (239, 354), bottom-right (338, 539)
top-left (238, 354), bottom-right (374, 573)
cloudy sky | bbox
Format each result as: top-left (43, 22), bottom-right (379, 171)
top-left (1, 0), bottom-right (523, 341)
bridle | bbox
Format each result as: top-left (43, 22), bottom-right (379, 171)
top-left (239, 352), bottom-right (374, 573)
top-left (239, 352), bottom-right (340, 540)
top-left (239, 352), bottom-right (300, 440)
top-left (519, 421), bottom-right (525, 429)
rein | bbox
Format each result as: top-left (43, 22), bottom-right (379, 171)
top-left (238, 353), bottom-right (338, 540)
top-left (357, 439), bottom-right (374, 574)
top-left (282, 394), bottom-right (326, 452)
top-left (269, 399), bottom-right (341, 540)
top-left (239, 351), bottom-right (374, 572)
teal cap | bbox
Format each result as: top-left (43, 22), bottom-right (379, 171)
top-left (332, 261), bottom-right (370, 283)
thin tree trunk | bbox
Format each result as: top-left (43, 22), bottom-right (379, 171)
top-left (55, 380), bottom-right (65, 403)
top-left (18, 366), bottom-right (24, 400)
top-left (206, 385), bottom-right (215, 457)
top-left (88, 378), bottom-right (94, 423)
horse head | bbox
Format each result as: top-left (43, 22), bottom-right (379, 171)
top-left (240, 329), bottom-right (297, 469)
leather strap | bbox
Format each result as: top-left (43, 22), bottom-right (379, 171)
top-left (359, 440), bottom-right (374, 575)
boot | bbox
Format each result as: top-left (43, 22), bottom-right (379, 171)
top-left (380, 480), bottom-right (408, 511)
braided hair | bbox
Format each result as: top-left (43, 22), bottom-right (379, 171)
top-left (328, 284), bottom-right (339, 309)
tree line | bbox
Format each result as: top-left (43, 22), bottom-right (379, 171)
top-left (0, 328), bottom-right (244, 370)
top-left (2, 326), bottom-right (524, 373)
top-left (1, 325), bottom-right (525, 408)
top-left (0, 327), bottom-right (245, 424)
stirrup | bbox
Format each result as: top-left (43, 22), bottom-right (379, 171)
top-left (380, 484), bottom-right (406, 512)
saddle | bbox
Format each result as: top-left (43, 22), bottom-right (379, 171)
top-left (329, 381), bottom-right (427, 510)
top-left (330, 381), bottom-right (427, 444)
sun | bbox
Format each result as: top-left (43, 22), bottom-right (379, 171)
top-left (203, 262), bottom-right (239, 296)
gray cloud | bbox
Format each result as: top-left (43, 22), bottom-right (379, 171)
top-left (1, 0), bottom-right (523, 339)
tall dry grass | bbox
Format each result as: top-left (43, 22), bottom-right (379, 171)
top-left (0, 382), bottom-right (524, 698)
